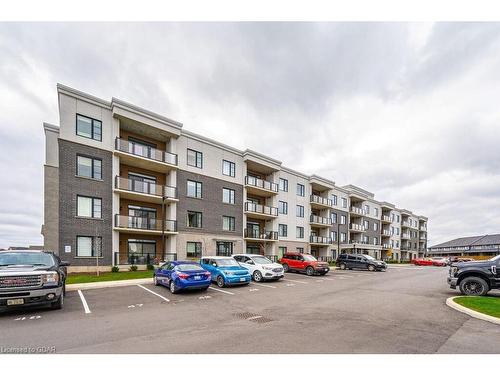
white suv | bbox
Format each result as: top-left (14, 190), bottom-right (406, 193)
top-left (232, 254), bottom-right (284, 282)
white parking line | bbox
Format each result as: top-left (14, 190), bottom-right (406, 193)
top-left (208, 286), bottom-right (235, 295)
top-left (247, 315), bottom-right (263, 321)
top-left (77, 290), bottom-right (91, 314)
top-left (137, 284), bottom-right (170, 302)
top-left (250, 282), bottom-right (277, 289)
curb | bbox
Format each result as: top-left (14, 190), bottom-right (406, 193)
top-left (66, 278), bottom-right (153, 291)
top-left (446, 296), bottom-right (500, 325)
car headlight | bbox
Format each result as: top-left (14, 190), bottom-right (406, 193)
top-left (42, 272), bottom-right (59, 285)
top-left (450, 266), bottom-right (458, 276)
top-left (262, 266), bottom-right (274, 270)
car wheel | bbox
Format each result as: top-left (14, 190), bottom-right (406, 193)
top-left (154, 275), bottom-right (159, 286)
top-left (51, 292), bottom-right (64, 310)
top-left (339, 263), bottom-right (346, 270)
top-left (253, 271), bottom-right (263, 282)
top-left (169, 280), bottom-right (178, 294)
top-left (306, 266), bottom-right (314, 276)
top-left (459, 276), bottom-right (489, 296)
top-left (368, 265), bottom-right (376, 272)
top-left (216, 275), bottom-right (225, 288)
top-left (282, 263), bottom-right (289, 273)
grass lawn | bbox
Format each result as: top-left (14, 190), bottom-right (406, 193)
top-left (66, 270), bottom-right (154, 284)
top-left (454, 296), bottom-right (500, 318)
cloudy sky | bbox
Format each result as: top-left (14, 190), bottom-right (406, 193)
top-left (0, 22), bottom-right (499, 249)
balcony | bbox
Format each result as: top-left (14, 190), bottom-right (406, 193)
top-left (401, 246), bottom-right (412, 251)
top-left (381, 229), bottom-right (391, 237)
top-left (419, 226), bottom-right (427, 231)
top-left (244, 229), bottom-right (278, 242)
top-left (114, 214), bottom-right (177, 235)
top-left (244, 202), bottom-right (278, 220)
top-left (349, 239), bottom-right (369, 245)
top-left (310, 215), bottom-right (332, 227)
top-left (402, 233), bottom-right (411, 240)
top-left (244, 176), bottom-right (278, 197)
top-left (309, 235), bottom-right (333, 245)
top-left (350, 206), bottom-right (365, 217)
top-left (114, 138), bottom-right (178, 173)
top-left (114, 176), bottom-right (178, 204)
top-left (310, 195), bottom-right (333, 209)
top-left (349, 223), bottom-right (365, 233)
top-left (382, 243), bottom-right (391, 249)
top-left (419, 234), bottom-right (427, 241)
top-left (401, 220), bottom-right (411, 228)
top-left (381, 215), bottom-right (392, 223)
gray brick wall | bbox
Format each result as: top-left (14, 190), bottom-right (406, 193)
top-left (363, 217), bottom-right (381, 245)
top-left (177, 170), bottom-right (243, 236)
top-left (331, 208), bottom-right (348, 243)
top-left (58, 139), bottom-right (113, 266)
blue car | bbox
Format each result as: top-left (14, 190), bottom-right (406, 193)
top-left (154, 261), bottom-right (212, 294)
top-left (200, 256), bottom-right (251, 287)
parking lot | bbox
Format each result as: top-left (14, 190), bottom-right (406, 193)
top-left (1, 266), bottom-right (499, 354)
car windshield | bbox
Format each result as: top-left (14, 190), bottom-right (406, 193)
top-left (176, 264), bottom-right (204, 272)
top-left (302, 254), bottom-right (317, 261)
top-left (216, 259), bottom-right (239, 266)
top-left (0, 252), bottom-right (55, 267)
top-left (364, 255), bottom-right (376, 261)
top-left (252, 256), bottom-right (272, 264)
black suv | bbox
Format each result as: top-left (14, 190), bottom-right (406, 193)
top-left (336, 253), bottom-right (387, 271)
top-left (448, 254), bottom-right (500, 296)
top-left (0, 250), bottom-right (69, 311)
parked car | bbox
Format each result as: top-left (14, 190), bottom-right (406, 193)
top-left (336, 253), bottom-right (387, 271)
top-left (154, 261), bottom-right (211, 294)
top-left (0, 250), bottom-right (69, 312)
top-left (411, 257), bottom-right (434, 266)
top-left (431, 257), bottom-right (448, 267)
top-left (448, 254), bottom-right (500, 296)
top-left (233, 254), bottom-right (284, 282)
top-left (200, 256), bottom-right (251, 287)
top-left (279, 253), bottom-right (330, 276)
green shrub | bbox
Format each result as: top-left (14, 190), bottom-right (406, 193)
top-left (146, 264), bottom-right (154, 271)
top-left (111, 266), bottom-right (119, 273)
top-left (129, 265), bottom-right (138, 272)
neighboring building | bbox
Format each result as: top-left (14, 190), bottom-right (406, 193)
top-left (428, 234), bottom-right (500, 259)
top-left (42, 84), bottom-right (428, 271)
top-left (7, 245), bottom-right (44, 250)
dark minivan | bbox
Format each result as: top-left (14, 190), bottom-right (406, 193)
top-left (336, 253), bottom-right (387, 272)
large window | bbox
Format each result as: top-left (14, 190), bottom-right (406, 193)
top-left (278, 201), bottom-right (288, 215)
top-left (296, 183), bottom-right (305, 197)
top-left (187, 148), bottom-right (203, 168)
top-left (279, 178), bottom-right (288, 192)
top-left (341, 197), bottom-right (347, 208)
top-left (77, 155), bottom-right (102, 179)
top-left (331, 231), bottom-right (338, 242)
top-left (186, 242), bottom-right (202, 258)
top-left (128, 239), bottom-right (156, 264)
top-left (216, 241), bottom-right (233, 256)
top-left (222, 216), bottom-right (235, 231)
top-left (340, 232), bottom-right (347, 242)
top-left (76, 236), bottom-right (102, 257)
top-left (340, 215), bottom-right (346, 225)
top-left (363, 220), bottom-right (369, 230)
top-left (222, 188), bottom-right (235, 204)
top-left (187, 211), bottom-right (202, 228)
top-left (331, 212), bottom-right (337, 223)
top-left (332, 194), bottom-right (337, 206)
top-left (187, 180), bottom-right (202, 198)
top-left (296, 205), bottom-right (304, 218)
top-left (278, 224), bottom-right (288, 237)
top-left (77, 196), bottom-right (102, 218)
top-left (222, 160), bottom-right (236, 177)
top-left (76, 114), bottom-right (102, 141)
top-left (296, 226), bottom-right (304, 239)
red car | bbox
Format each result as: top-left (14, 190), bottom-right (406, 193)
top-left (430, 257), bottom-right (448, 267)
top-left (279, 252), bottom-right (330, 276)
top-left (411, 258), bottom-right (434, 266)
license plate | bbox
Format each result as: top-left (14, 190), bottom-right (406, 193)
top-left (240, 277), bottom-right (246, 282)
top-left (7, 298), bottom-right (24, 306)
top-left (194, 276), bottom-right (201, 280)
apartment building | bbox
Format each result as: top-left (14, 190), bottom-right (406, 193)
top-left (42, 85), bottom-right (428, 271)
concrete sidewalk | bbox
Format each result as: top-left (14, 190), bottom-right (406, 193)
top-left (66, 278), bottom-right (153, 291)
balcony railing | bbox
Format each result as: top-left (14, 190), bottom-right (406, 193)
top-left (244, 229), bottom-right (278, 240)
top-left (310, 235), bottom-right (333, 244)
top-left (350, 206), bottom-right (365, 215)
top-left (402, 233), bottom-right (410, 239)
top-left (245, 176), bottom-right (278, 193)
top-left (382, 244), bottom-right (391, 249)
top-left (381, 215), bottom-right (392, 222)
top-left (420, 235), bottom-right (427, 240)
top-left (349, 239), bottom-right (369, 245)
top-left (310, 195), bottom-right (333, 207)
top-left (349, 223), bottom-right (365, 231)
top-left (115, 138), bottom-right (178, 166)
top-left (244, 202), bottom-right (278, 216)
top-left (419, 226), bottom-right (427, 231)
top-left (401, 246), bottom-right (412, 251)
top-left (381, 229), bottom-right (391, 236)
top-left (401, 220), bottom-right (410, 227)
top-left (114, 214), bottom-right (177, 232)
top-left (310, 215), bottom-right (332, 225)
top-left (115, 176), bottom-right (177, 199)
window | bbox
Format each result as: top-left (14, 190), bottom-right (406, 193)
top-left (374, 208), bottom-right (378, 217)
top-left (77, 155), bottom-right (102, 179)
top-left (77, 196), bottom-right (102, 218)
top-left (279, 178), bottom-right (288, 192)
top-left (363, 220), bottom-right (369, 230)
top-left (222, 188), bottom-right (235, 204)
top-left (341, 198), bottom-right (347, 208)
top-left (278, 246), bottom-right (287, 257)
top-left (296, 205), bottom-right (304, 217)
top-left (128, 239), bottom-right (156, 264)
top-left (363, 235), bottom-right (369, 243)
top-left (364, 205), bottom-right (370, 214)
top-left (391, 213), bottom-right (395, 222)
top-left (373, 237), bottom-right (378, 245)
top-left (331, 231), bottom-right (337, 242)
top-left (296, 183), bottom-right (305, 197)
top-left (278, 201), bottom-right (288, 215)
top-left (216, 242), bottom-right (233, 256)
top-left (278, 224), bottom-right (288, 237)
top-left (396, 240), bottom-right (399, 248)
top-left (187, 180), bottom-right (202, 198)
top-left (222, 160), bottom-right (235, 177)
top-left (340, 232), bottom-right (347, 242)
top-left (76, 236), bottom-right (102, 257)
top-left (76, 114), bottom-right (102, 141)
top-left (340, 215), bottom-right (346, 225)
top-left (373, 222), bottom-right (378, 231)
top-left (296, 247), bottom-right (304, 254)
top-left (391, 226), bottom-right (395, 235)
top-left (396, 215), bottom-right (400, 223)
top-left (296, 226), bottom-right (304, 239)
top-left (331, 212), bottom-right (337, 223)
top-left (187, 211), bottom-right (202, 228)
top-left (187, 149), bottom-right (203, 168)
top-left (396, 228), bottom-right (400, 235)
top-left (186, 242), bottom-right (202, 258)
top-left (222, 216), bottom-right (235, 231)
top-left (331, 194), bottom-right (338, 206)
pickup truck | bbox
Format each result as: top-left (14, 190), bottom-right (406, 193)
top-left (0, 250), bottom-right (69, 311)
top-left (447, 254), bottom-right (500, 296)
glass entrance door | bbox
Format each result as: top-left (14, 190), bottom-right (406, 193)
top-left (128, 172), bottom-right (157, 195)
top-left (128, 205), bottom-right (157, 230)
